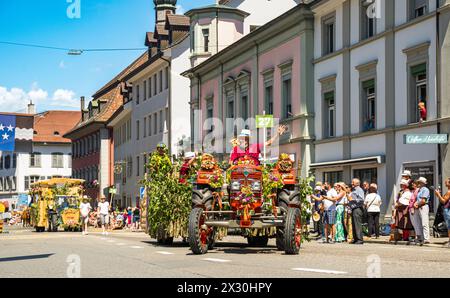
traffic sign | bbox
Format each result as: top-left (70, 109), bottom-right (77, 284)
top-left (256, 115), bottom-right (274, 128)
top-left (139, 187), bottom-right (145, 199)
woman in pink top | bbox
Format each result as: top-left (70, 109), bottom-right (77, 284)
top-left (229, 126), bottom-right (288, 165)
top-left (408, 180), bottom-right (422, 245)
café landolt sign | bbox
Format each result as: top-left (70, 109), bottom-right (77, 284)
top-left (404, 134), bottom-right (448, 144)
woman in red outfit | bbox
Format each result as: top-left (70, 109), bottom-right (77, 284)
top-left (229, 126), bottom-right (288, 165)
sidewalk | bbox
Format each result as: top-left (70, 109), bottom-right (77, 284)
top-left (363, 235), bottom-right (449, 248)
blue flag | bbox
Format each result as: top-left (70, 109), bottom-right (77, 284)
top-left (0, 114), bottom-right (16, 152)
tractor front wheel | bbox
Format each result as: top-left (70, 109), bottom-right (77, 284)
top-left (284, 207), bottom-right (302, 255)
top-left (188, 208), bottom-right (209, 255)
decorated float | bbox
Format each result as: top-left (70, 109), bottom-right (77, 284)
top-left (142, 144), bottom-right (193, 245)
top-left (29, 178), bottom-right (84, 232)
top-left (188, 153), bottom-right (313, 255)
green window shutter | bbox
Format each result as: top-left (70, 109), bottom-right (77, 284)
top-left (324, 91), bottom-right (334, 101)
top-left (362, 79), bottom-right (375, 89)
top-left (411, 63), bottom-right (426, 76)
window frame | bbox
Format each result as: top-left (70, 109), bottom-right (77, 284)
top-left (322, 12), bottom-right (336, 56)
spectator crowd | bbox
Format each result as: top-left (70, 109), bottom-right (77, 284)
top-left (310, 172), bottom-right (450, 248)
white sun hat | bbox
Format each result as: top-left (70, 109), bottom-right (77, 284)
top-left (239, 129), bottom-right (251, 137)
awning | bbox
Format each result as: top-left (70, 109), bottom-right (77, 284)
top-left (309, 155), bottom-right (385, 169)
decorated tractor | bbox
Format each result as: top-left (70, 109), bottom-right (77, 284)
top-left (188, 153), bottom-right (305, 255)
top-left (30, 178), bottom-right (84, 232)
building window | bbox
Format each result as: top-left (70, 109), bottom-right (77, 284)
top-left (202, 28), bottom-right (210, 52)
top-left (362, 79), bottom-right (376, 131)
top-left (264, 82), bottom-right (274, 115)
top-left (322, 14), bottom-right (336, 55)
top-left (4, 155), bottom-right (11, 169)
top-left (52, 153), bottom-right (64, 168)
top-left (148, 115), bottom-right (152, 136)
top-left (159, 70), bottom-right (163, 93)
top-left (409, 63), bottom-right (427, 124)
top-left (361, 0), bottom-right (376, 40)
top-left (409, 0), bottom-right (428, 20)
top-left (136, 120), bottom-right (140, 140)
top-left (227, 92), bottom-right (235, 119)
top-left (165, 67), bottom-right (169, 90)
top-left (144, 80), bottom-right (147, 101)
top-left (323, 171), bottom-right (343, 185)
top-left (144, 117), bottom-right (147, 138)
top-left (148, 78), bottom-right (152, 98)
top-left (153, 75), bottom-right (157, 96)
top-left (127, 156), bottom-right (133, 178)
top-left (0, 178), bottom-right (3, 191)
top-left (353, 168), bottom-right (378, 184)
top-left (240, 89), bottom-right (249, 121)
top-left (159, 110), bottom-right (163, 133)
top-left (12, 153), bottom-right (16, 168)
top-left (30, 152), bottom-right (41, 168)
top-left (154, 113), bottom-right (158, 135)
top-left (143, 154), bottom-right (147, 174)
top-left (136, 84), bottom-right (140, 105)
top-left (324, 91), bottom-right (336, 138)
top-left (206, 98), bottom-right (214, 133)
top-left (0, 156), bottom-right (2, 170)
top-left (68, 154), bottom-right (72, 168)
top-left (136, 156), bottom-right (140, 177)
top-left (282, 74), bottom-right (292, 119)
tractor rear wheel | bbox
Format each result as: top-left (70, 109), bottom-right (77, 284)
top-left (284, 207), bottom-right (302, 255)
top-left (188, 208), bottom-right (209, 255)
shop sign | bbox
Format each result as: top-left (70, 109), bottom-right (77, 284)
top-left (404, 134), bottom-right (448, 144)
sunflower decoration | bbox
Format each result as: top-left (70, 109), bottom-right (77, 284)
top-left (277, 153), bottom-right (294, 173)
top-left (230, 138), bottom-right (240, 148)
top-left (238, 184), bottom-right (255, 205)
top-left (200, 153), bottom-right (217, 171)
top-left (236, 155), bottom-right (257, 166)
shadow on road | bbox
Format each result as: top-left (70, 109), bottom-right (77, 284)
top-left (0, 253), bottom-right (55, 263)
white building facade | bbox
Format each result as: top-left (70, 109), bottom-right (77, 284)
top-left (0, 110), bottom-right (79, 208)
top-left (310, 0), bottom-right (450, 217)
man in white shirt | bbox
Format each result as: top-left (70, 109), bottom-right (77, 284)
top-left (97, 197), bottom-right (111, 235)
top-left (79, 196), bottom-right (92, 235)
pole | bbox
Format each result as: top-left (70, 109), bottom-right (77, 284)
top-left (263, 110), bottom-right (266, 165)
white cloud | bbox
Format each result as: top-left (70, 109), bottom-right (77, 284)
top-left (59, 61), bottom-right (66, 69)
top-left (176, 4), bottom-right (185, 14)
top-left (0, 83), bottom-right (78, 112)
top-left (51, 89), bottom-right (79, 108)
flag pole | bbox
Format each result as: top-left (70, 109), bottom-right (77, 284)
top-left (263, 110), bottom-right (266, 165)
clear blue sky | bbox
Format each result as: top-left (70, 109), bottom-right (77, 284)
top-left (0, 0), bottom-right (213, 113)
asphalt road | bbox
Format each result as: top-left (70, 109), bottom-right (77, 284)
top-left (1, 227), bottom-right (449, 278)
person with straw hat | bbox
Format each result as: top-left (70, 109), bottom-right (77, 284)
top-left (414, 177), bottom-right (431, 244)
top-left (229, 126), bottom-right (288, 166)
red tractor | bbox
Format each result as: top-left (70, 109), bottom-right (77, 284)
top-left (188, 154), bottom-right (303, 255)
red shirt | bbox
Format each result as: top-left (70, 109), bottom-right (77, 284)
top-left (420, 106), bottom-right (427, 120)
top-left (230, 143), bottom-right (263, 165)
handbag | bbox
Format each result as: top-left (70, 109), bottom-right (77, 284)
top-left (363, 195), bottom-right (378, 223)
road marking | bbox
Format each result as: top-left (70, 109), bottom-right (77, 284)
top-left (203, 258), bottom-right (231, 263)
top-left (107, 240), bottom-right (116, 243)
top-left (156, 251), bottom-right (174, 255)
top-left (292, 268), bottom-right (347, 275)
top-left (130, 246), bottom-right (144, 249)
top-left (116, 243), bottom-right (126, 246)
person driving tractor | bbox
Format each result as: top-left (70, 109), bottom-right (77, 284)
top-left (229, 125), bottom-right (288, 166)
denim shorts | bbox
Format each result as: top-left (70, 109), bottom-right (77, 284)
top-left (443, 208), bottom-right (450, 229)
top-left (324, 209), bottom-right (337, 225)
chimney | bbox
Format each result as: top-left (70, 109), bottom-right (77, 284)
top-left (81, 96), bottom-right (85, 111)
top-left (27, 101), bottom-right (36, 114)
